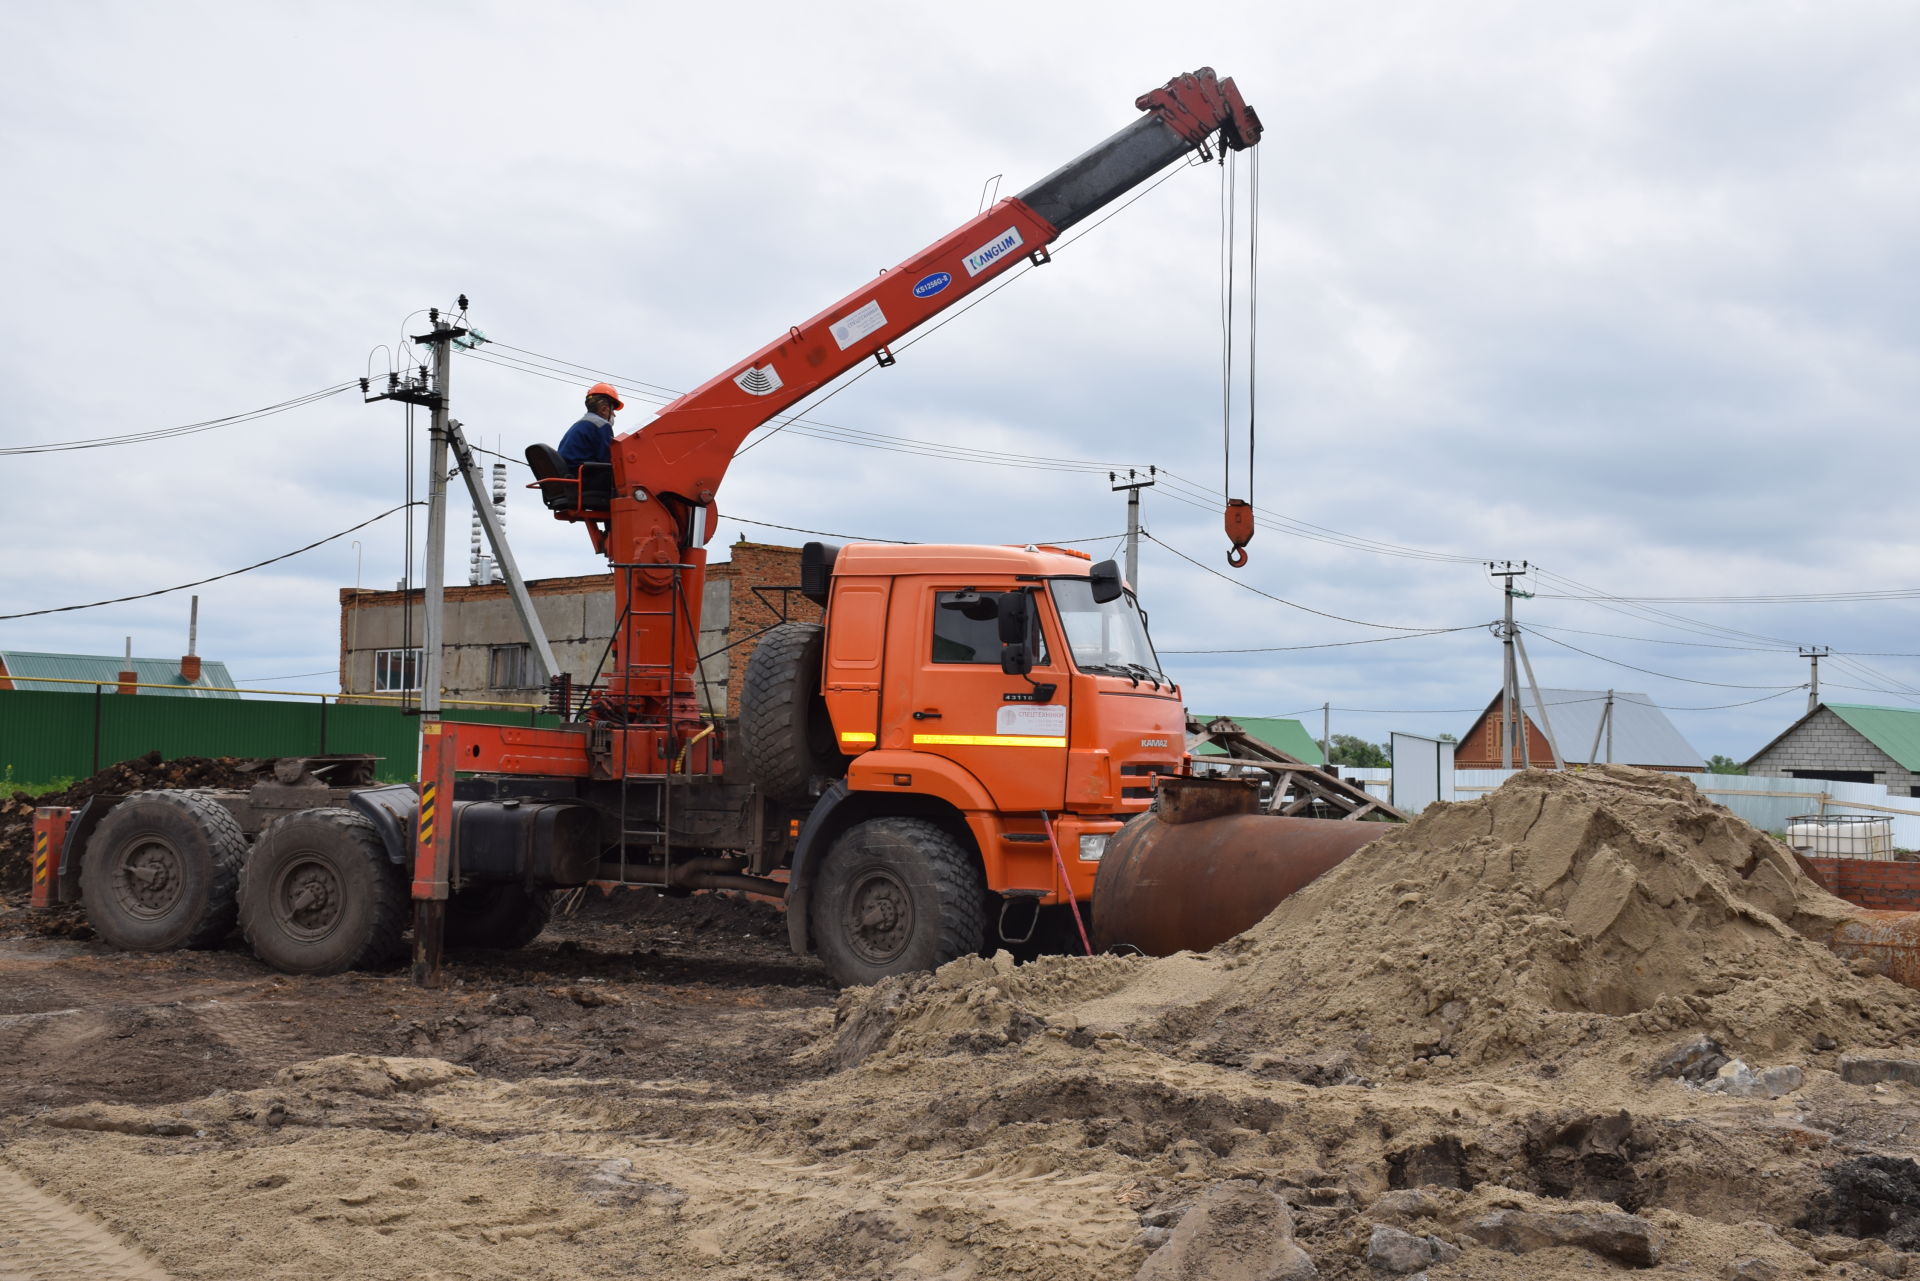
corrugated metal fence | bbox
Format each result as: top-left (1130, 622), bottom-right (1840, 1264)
top-left (1453, 769), bottom-right (1920, 847)
top-left (0, 688), bottom-right (561, 785)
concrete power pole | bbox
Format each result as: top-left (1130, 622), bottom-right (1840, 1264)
top-left (1487, 561), bottom-right (1530, 769)
top-left (1110, 467), bottom-right (1156, 590)
top-left (1801, 646), bottom-right (1829, 713)
top-left (362, 299), bottom-right (473, 987)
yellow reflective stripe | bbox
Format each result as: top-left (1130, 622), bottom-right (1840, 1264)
top-left (912, 734), bottom-right (1067, 748)
top-left (840, 731), bottom-right (877, 744)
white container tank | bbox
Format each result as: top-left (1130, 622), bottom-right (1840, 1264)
top-left (1786, 814), bottom-right (1895, 860)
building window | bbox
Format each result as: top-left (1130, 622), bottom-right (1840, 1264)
top-left (489, 644), bottom-right (531, 689)
top-left (375, 647), bottom-right (422, 692)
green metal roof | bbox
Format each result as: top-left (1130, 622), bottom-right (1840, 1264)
top-left (1192, 715), bottom-right (1325, 766)
top-left (1827, 704), bottom-right (1920, 771)
top-left (0, 651), bottom-right (240, 699)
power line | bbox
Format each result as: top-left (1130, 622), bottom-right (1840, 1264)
top-left (1520, 628), bottom-right (1808, 690)
top-left (1522, 622), bottom-right (1795, 653)
top-left (0, 383), bottom-right (357, 456)
top-left (1536, 585), bottom-right (1920, 605)
top-left (1163, 628), bottom-right (1482, 654)
top-left (0, 503), bottom-right (422, 620)
top-left (1141, 530), bottom-right (1467, 631)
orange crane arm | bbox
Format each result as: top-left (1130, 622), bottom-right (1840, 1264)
top-left (592, 68), bottom-right (1262, 736)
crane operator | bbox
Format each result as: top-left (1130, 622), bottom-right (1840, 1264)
top-left (557, 382), bottom-right (624, 469)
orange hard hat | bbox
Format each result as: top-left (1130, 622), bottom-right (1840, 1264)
top-left (586, 382), bottom-right (625, 411)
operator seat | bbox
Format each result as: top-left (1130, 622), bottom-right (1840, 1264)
top-left (525, 444), bottom-right (612, 514)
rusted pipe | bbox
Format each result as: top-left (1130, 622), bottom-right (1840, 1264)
top-left (1092, 810), bottom-right (1379, 955)
top-left (1829, 911), bottom-right (1920, 990)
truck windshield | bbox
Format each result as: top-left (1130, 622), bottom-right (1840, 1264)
top-left (1050, 579), bottom-right (1166, 682)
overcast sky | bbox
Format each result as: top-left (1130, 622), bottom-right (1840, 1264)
top-left (3, 0), bottom-right (1917, 764)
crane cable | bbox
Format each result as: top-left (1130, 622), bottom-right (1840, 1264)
top-left (1220, 145), bottom-right (1258, 567)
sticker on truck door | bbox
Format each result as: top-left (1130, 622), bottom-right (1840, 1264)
top-left (995, 704), bottom-right (1066, 738)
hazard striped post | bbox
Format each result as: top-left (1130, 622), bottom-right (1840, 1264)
top-left (29, 807), bottom-right (71, 909)
top-left (411, 721), bottom-right (457, 985)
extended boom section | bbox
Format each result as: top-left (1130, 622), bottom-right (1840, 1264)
top-left (599, 68), bottom-right (1263, 749)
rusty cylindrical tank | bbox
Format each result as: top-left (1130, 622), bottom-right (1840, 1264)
top-left (1828, 911), bottom-right (1920, 991)
top-left (1092, 776), bottom-right (1383, 956)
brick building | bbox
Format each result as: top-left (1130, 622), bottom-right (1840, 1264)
top-left (1745, 703), bottom-right (1920, 796)
top-left (337, 541), bottom-right (817, 716)
top-left (1454, 688), bottom-right (1703, 772)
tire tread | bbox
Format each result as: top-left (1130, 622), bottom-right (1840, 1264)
top-left (812, 816), bottom-right (987, 987)
top-left (239, 808), bottom-right (406, 974)
top-left (741, 622), bottom-right (844, 804)
top-left (80, 789), bottom-right (248, 951)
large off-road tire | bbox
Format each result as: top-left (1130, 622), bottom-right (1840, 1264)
top-left (445, 884), bottom-right (554, 950)
top-left (239, 808), bottom-right (406, 975)
top-left (810, 817), bottom-right (988, 988)
top-left (79, 790), bottom-right (247, 951)
top-left (740, 621), bottom-right (849, 805)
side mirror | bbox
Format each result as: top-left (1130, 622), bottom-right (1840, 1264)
top-left (998, 592), bottom-right (1035, 675)
top-left (1089, 559), bottom-right (1124, 604)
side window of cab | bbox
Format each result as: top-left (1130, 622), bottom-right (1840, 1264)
top-left (931, 592), bottom-right (1047, 664)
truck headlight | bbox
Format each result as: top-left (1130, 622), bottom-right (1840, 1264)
top-left (1078, 834), bottom-right (1109, 862)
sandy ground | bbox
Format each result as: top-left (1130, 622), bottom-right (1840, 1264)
top-left (5, 770), bottom-right (1920, 1280)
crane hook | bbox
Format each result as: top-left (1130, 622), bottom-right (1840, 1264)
top-left (1224, 498), bottom-right (1253, 568)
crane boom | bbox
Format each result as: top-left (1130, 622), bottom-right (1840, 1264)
top-left (590, 68), bottom-right (1263, 756)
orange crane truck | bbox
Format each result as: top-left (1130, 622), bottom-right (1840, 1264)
top-left (31, 69), bottom-right (1264, 986)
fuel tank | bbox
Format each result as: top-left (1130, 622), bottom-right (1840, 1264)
top-left (1092, 777), bottom-right (1383, 956)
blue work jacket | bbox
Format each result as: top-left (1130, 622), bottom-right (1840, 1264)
top-left (557, 412), bottom-right (613, 469)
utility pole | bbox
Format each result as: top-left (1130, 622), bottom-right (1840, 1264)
top-left (362, 297), bottom-right (471, 987)
top-left (1801, 646), bottom-right (1829, 713)
top-left (1587, 689), bottom-right (1615, 766)
top-left (1322, 701), bottom-right (1331, 766)
top-left (1110, 467), bottom-right (1155, 590)
top-left (1487, 562), bottom-right (1529, 769)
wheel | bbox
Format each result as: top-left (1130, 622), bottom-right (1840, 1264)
top-left (79, 790), bottom-right (247, 951)
top-left (238, 808), bottom-right (406, 975)
top-left (810, 817), bottom-right (987, 987)
top-left (740, 621), bottom-right (849, 805)
top-left (445, 884), bottom-right (554, 950)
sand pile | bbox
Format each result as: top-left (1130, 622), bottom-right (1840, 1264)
top-left (844, 767), bottom-right (1920, 1078)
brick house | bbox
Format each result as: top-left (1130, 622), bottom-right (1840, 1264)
top-left (337, 540), bottom-right (817, 716)
top-left (1745, 703), bottom-right (1920, 797)
top-left (1453, 688), bottom-right (1703, 772)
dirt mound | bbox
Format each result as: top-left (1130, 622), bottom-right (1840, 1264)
top-left (0, 751), bottom-right (269, 889)
top-left (1152, 765), bottom-right (1918, 1074)
top-left (842, 768), bottom-right (1920, 1078)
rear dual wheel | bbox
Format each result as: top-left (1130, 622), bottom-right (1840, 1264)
top-left (445, 884), bottom-right (554, 950)
top-left (239, 808), bottom-right (406, 975)
top-left (80, 790), bottom-right (247, 951)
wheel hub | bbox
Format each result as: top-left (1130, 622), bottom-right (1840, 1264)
top-left (272, 855), bottom-right (344, 941)
top-left (844, 869), bottom-right (912, 964)
top-left (113, 839), bottom-right (183, 919)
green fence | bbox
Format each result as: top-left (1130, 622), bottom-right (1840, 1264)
top-left (0, 688), bottom-right (563, 785)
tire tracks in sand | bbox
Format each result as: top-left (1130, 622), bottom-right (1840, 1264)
top-left (0, 1160), bottom-right (174, 1281)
